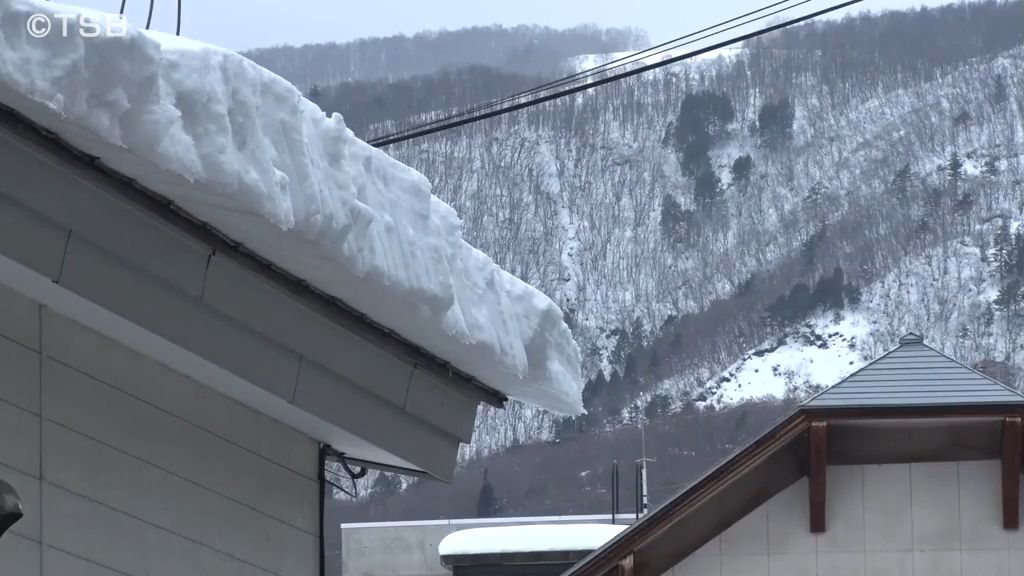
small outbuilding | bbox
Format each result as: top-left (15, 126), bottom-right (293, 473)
top-left (439, 523), bottom-right (628, 575)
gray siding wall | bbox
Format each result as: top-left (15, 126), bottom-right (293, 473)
top-left (669, 461), bottom-right (1024, 576)
top-left (0, 283), bottom-right (319, 576)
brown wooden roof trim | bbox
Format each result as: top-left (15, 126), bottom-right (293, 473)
top-left (566, 402), bottom-right (1024, 576)
top-left (801, 403), bottom-right (1024, 420)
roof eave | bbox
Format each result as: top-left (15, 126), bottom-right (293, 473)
top-left (0, 102), bottom-right (508, 410)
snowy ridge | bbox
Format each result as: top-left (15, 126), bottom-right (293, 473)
top-left (0, 0), bottom-right (584, 413)
top-left (437, 523), bottom-right (627, 555)
top-left (570, 47), bottom-right (743, 73)
top-left (700, 314), bottom-right (871, 407)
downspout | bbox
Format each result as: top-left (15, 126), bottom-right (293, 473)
top-left (318, 445), bottom-right (327, 576)
top-left (318, 444), bottom-right (367, 576)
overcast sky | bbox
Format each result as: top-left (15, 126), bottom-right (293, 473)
top-left (69, 0), bottom-right (966, 51)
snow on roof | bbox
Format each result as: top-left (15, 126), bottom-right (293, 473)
top-left (0, 0), bottom-right (583, 414)
top-left (438, 523), bottom-right (628, 556)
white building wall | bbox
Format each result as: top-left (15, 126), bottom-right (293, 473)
top-left (670, 460), bottom-right (1024, 576)
top-left (0, 283), bottom-right (320, 576)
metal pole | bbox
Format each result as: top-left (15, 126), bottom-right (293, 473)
top-left (640, 460), bottom-right (649, 516)
top-left (611, 460), bottom-right (619, 524)
top-left (635, 419), bottom-right (656, 518)
top-left (634, 461), bottom-right (641, 520)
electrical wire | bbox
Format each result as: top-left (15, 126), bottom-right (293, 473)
top-left (374, 0), bottom-right (808, 141)
top-left (369, 0), bottom-right (862, 148)
top-left (145, 0), bottom-right (154, 29)
top-left (119, 0), bottom-right (127, 15)
top-left (176, 0), bottom-right (181, 35)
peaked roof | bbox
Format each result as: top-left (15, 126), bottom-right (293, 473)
top-left (802, 332), bottom-right (1024, 408)
top-left (565, 333), bottom-right (1024, 576)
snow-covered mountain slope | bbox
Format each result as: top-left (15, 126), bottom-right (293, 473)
top-left (700, 220), bottom-right (1024, 408)
top-left (701, 314), bottom-right (870, 406)
top-left (395, 33), bottom-right (1024, 456)
top-left (0, 0), bottom-right (584, 414)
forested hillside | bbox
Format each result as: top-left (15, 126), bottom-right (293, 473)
top-left (257, 1), bottom-right (1024, 519)
top-left (243, 24), bottom-right (644, 87)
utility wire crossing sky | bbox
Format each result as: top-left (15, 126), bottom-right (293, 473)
top-left (70, 0), bottom-right (970, 51)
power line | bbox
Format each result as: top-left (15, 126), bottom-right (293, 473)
top-left (374, 0), bottom-right (809, 142)
top-left (369, 0), bottom-right (862, 148)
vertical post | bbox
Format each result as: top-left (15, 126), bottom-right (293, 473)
top-left (1002, 416), bottom-right (1021, 530)
top-left (809, 420), bottom-right (827, 533)
top-left (640, 460), bottom-right (649, 516)
top-left (611, 460), bottom-right (619, 525)
top-left (635, 461), bottom-right (641, 520)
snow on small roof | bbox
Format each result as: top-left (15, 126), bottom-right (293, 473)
top-left (802, 333), bottom-right (1024, 408)
top-left (0, 0), bottom-right (583, 414)
top-left (438, 524), bottom-right (628, 556)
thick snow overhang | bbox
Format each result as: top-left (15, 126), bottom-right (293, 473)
top-left (0, 0), bottom-right (585, 480)
top-left (0, 105), bottom-right (495, 480)
top-left (565, 337), bottom-right (1024, 575)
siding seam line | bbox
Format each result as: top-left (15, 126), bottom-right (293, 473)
top-left (46, 482), bottom-right (287, 576)
top-left (44, 354), bottom-right (318, 484)
top-left (44, 418), bottom-right (320, 538)
top-left (0, 329), bottom-right (40, 355)
top-left (0, 393), bottom-right (40, 418)
top-left (46, 546), bottom-right (134, 576)
top-left (38, 301), bottom-right (44, 576)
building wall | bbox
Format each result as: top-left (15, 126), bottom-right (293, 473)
top-left (669, 461), bottom-right (1024, 576)
top-left (0, 283), bottom-right (320, 576)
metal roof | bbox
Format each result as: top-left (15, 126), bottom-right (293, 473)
top-left (802, 332), bottom-right (1024, 408)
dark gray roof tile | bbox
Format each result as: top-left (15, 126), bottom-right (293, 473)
top-left (801, 333), bottom-right (1024, 408)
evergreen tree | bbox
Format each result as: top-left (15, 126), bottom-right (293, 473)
top-left (994, 279), bottom-right (1022, 313)
top-left (890, 163), bottom-right (914, 203)
top-left (673, 90), bottom-right (735, 147)
top-left (476, 468), bottom-right (500, 518)
top-left (813, 266), bottom-right (846, 311)
top-left (993, 221), bottom-right (1013, 278)
top-left (947, 151), bottom-right (965, 191)
top-left (843, 283), bottom-right (863, 307)
top-left (693, 170), bottom-right (722, 209)
top-left (660, 193), bottom-right (686, 245)
top-left (307, 83), bottom-right (323, 102)
top-left (757, 98), bottom-right (795, 150)
top-left (992, 73), bottom-right (1009, 107)
top-left (731, 154), bottom-right (755, 185)
top-left (644, 393), bottom-right (672, 420)
top-left (680, 130), bottom-right (713, 177)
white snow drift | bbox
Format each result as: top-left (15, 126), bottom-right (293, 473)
top-left (0, 0), bottom-right (584, 413)
top-left (438, 523), bottom-right (627, 556)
